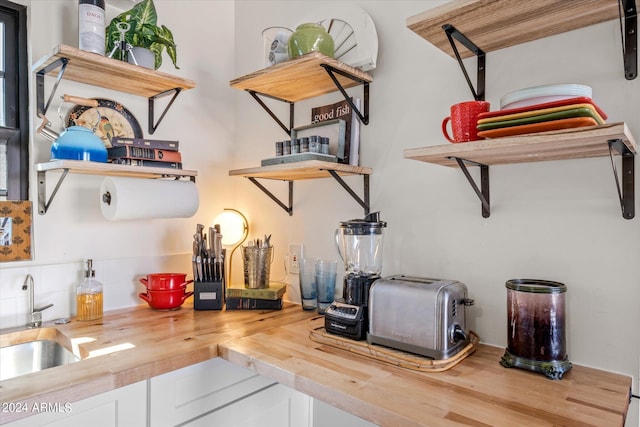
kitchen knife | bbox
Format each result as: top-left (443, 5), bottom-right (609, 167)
top-left (196, 255), bottom-right (203, 282)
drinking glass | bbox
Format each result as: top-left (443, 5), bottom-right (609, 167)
top-left (315, 260), bottom-right (338, 314)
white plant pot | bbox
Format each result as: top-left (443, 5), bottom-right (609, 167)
top-left (127, 47), bottom-right (155, 69)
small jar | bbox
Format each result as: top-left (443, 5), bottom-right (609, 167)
top-left (300, 137), bottom-right (309, 153)
top-left (321, 137), bottom-right (330, 154)
top-left (291, 138), bottom-right (300, 154)
top-left (283, 140), bottom-right (291, 155)
top-left (309, 136), bottom-right (320, 153)
top-left (288, 23), bottom-right (334, 59)
top-left (275, 141), bottom-right (283, 156)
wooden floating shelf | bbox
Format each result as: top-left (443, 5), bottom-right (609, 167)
top-left (36, 159), bottom-right (197, 179)
top-left (229, 160), bottom-right (371, 180)
top-left (406, 0), bottom-right (621, 59)
top-left (403, 122), bottom-right (637, 167)
top-left (229, 52), bottom-right (372, 103)
top-left (32, 44), bottom-right (196, 98)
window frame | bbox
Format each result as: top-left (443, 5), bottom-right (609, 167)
top-left (0, 0), bottom-right (29, 201)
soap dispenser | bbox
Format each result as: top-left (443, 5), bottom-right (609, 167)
top-left (76, 259), bottom-right (103, 321)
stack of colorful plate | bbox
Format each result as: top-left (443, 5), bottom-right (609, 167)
top-left (477, 96), bottom-right (607, 139)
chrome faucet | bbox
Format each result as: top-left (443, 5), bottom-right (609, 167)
top-left (22, 274), bottom-right (53, 328)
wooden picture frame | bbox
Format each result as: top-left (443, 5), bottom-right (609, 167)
top-left (0, 201), bottom-right (33, 262)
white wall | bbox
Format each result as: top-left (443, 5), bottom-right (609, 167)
top-left (232, 1), bottom-right (639, 425)
top-left (0, 0), bottom-right (237, 324)
top-left (0, 0), bottom-right (638, 424)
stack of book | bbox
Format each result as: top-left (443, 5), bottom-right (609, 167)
top-left (107, 137), bottom-right (182, 169)
top-left (225, 282), bottom-right (287, 310)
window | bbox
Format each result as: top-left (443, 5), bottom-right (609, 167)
top-left (0, 0), bottom-right (28, 201)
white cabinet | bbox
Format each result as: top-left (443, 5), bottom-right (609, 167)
top-left (312, 398), bottom-right (377, 427)
top-left (185, 383), bottom-right (311, 427)
top-left (148, 358), bottom-right (277, 427)
top-left (4, 380), bottom-right (146, 427)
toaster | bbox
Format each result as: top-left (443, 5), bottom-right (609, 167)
top-left (367, 275), bottom-right (474, 360)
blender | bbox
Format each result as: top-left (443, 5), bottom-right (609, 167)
top-left (325, 212), bottom-right (386, 340)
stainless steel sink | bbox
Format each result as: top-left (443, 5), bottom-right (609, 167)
top-left (0, 328), bottom-right (82, 381)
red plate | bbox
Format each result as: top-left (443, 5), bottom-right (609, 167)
top-left (478, 97), bottom-right (607, 121)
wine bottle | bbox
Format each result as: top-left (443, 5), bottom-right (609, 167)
top-left (78, 0), bottom-right (106, 55)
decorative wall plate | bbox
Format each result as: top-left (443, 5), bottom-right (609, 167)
top-left (66, 98), bottom-right (143, 148)
top-left (308, 3), bottom-right (378, 71)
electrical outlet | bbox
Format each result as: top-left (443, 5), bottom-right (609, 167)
top-left (288, 244), bottom-right (303, 274)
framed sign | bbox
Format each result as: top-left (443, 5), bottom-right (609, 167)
top-left (0, 201), bottom-right (33, 262)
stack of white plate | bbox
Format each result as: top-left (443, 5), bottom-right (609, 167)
top-left (500, 84), bottom-right (592, 110)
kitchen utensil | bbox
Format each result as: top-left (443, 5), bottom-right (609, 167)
top-left (139, 288), bottom-right (193, 310)
top-left (367, 275), bottom-right (474, 360)
top-left (140, 273), bottom-right (192, 291)
top-left (441, 100), bottom-right (490, 143)
top-left (500, 279), bottom-right (571, 380)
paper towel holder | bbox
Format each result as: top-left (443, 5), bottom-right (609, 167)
top-left (102, 191), bottom-right (112, 205)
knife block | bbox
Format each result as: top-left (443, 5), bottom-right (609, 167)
top-left (194, 280), bottom-right (224, 310)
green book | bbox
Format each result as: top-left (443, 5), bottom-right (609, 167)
top-left (225, 282), bottom-right (287, 300)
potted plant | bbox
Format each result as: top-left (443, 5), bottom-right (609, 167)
top-left (105, 0), bottom-right (178, 70)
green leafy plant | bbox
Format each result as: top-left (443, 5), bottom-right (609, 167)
top-left (105, 0), bottom-right (178, 69)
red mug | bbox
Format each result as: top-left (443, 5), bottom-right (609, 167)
top-left (442, 100), bottom-right (490, 143)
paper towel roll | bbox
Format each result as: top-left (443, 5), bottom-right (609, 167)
top-left (100, 177), bottom-right (199, 220)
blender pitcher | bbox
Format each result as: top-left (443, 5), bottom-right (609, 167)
top-left (335, 212), bottom-right (387, 305)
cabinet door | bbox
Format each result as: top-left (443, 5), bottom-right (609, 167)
top-left (185, 383), bottom-right (311, 427)
top-left (3, 380), bottom-right (146, 427)
top-left (313, 398), bottom-right (378, 427)
top-left (149, 357), bottom-right (275, 427)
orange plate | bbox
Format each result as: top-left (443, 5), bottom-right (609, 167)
top-left (477, 117), bottom-right (599, 139)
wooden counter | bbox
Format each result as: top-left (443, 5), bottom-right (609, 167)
top-left (0, 303), bottom-right (632, 426)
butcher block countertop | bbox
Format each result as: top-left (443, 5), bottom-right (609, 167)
top-left (0, 302), bottom-right (632, 426)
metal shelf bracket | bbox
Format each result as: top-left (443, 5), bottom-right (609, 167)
top-left (608, 139), bottom-right (635, 219)
top-left (247, 178), bottom-right (294, 215)
top-left (148, 88), bottom-right (182, 135)
top-left (245, 172), bottom-right (370, 216)
top-left (247, 90), bottom-right (295, 136)
top-left (37, 169), bottom-right (69, 215)
top-left (319, 64), bottom-right (370, 125)
top-left (327, 170), bottom-right (370, 215)
top-left (619, 0), bottom-right (638, 80)
top-left (443, 24), bottom-right (486, 101)
top-left (450, 157), bottom-right (490, 218)
top-left (36, 57), bottom-right (69, 116)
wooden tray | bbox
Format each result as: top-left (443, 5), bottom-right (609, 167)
top-left (306, 317), bottom-right (479, 372)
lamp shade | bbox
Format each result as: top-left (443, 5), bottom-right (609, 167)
top-left (213, 210), bottom-right (248, 246)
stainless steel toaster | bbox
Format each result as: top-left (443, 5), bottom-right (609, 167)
top-left (367, 275), bottom-right (474, 360)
